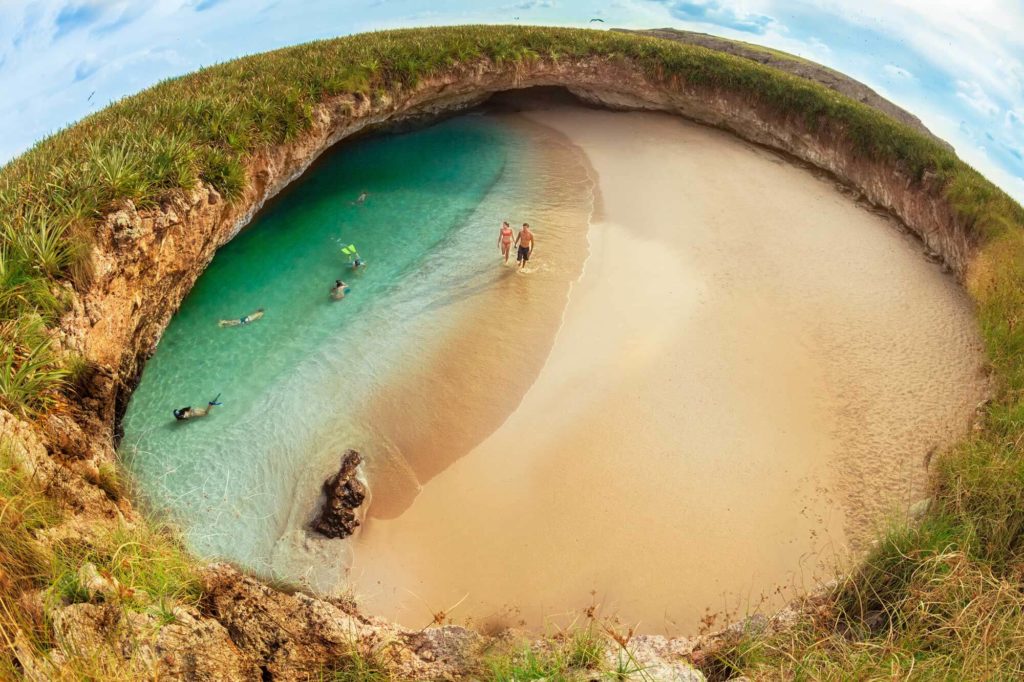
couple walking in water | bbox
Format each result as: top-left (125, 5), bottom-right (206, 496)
top-left (498, 221), bottom-right (534, 269)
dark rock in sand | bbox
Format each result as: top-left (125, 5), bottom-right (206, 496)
top-left (311, 450), bottom-right (366, 539)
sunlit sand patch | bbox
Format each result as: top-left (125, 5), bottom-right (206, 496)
top-left (349, 103), bottom-right (987, 634)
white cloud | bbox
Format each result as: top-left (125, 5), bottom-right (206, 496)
top-left (503, 0), bottom-right (556, 9)
top-left (655, 1), bottom-right (777, 34)
top-left (882, 64), bottom-right (914, 80)
top-left (0, 0), bottom-right (1022, 203)
top-left (956, 80), bottom-right (1001, 117)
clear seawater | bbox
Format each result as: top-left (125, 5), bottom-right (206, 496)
top-left (121, 114), bottom-right (530, 576)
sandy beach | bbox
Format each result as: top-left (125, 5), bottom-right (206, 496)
top-left (348, 104), bottom-right (988, 634)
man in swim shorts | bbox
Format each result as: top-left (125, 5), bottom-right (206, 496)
top-left (498, 221), bottom-right (514, 263)
top-left (219, 308), bottom-right (264, 327)
top-left (515, 222), bottom-right (534, 270)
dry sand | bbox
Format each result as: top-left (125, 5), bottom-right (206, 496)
top-left (348, 105), bottom-right (988, 635)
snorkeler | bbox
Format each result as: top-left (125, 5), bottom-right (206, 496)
top-left (173, 394), bottom-right (222, 421)
top-left (218, 308), bottom-right (264, 327)
top-left (330, 280), bottom-right (351, 300)
top-left (341, 244), bottom-right (365, 270)
top-left (498, 220), bottom-right (514, 264)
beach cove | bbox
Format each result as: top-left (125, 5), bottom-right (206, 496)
top-left (121, 99), bottom-right (987, 636)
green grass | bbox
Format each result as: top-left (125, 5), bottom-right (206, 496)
top-left (0, 446), bottom-right (196, 679)
top-left (485, 643), bottom-right (571, 682)
top-left (95, 461), bottom-right (124, 501)
top-left (328, 644), bottom-right (394, 682)
top-left (0, 24), bottom-right (1024, 679)
top-left (48, 521), bottom-right (202, 611)
top-left (565, 625), bottom-right (606, 669)
top-left (481, 627), bottom-right (659, 681)
top-left (0, 440), bottom-right (62, 677)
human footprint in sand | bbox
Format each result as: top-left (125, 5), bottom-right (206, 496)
top-left (497, 220), bottom-right (514, 263)
top-left (515, 222), bottom-right (534, 270)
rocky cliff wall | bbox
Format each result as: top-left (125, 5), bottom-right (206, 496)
top-left (23, 53), bottom-right (977, 680)
top-left (69, 57), bottom-right (975, 426)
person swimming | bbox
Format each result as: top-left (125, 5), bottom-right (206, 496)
top-left (330, 280), bottom-right (351, 300)
top-left (173, 395), bottom-right (222, 421)
top-left (218, 308), bottom-right (264, 327)
top-left (341, 243), bottom-right (365, 270)
top-left (350, 191), bottom-right (369, 206)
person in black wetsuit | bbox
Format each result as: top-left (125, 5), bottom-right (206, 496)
top-left (174, 396), bottom-right (222, 421)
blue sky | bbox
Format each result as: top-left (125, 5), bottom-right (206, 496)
top-left (1, 0), bottom-right (1021, 203)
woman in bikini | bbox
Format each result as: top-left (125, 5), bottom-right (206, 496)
top-left (497, 221), bottom-right (514, 264)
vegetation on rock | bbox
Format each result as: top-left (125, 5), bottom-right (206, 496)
top-left (0, 24), bottom-right (1023, 679)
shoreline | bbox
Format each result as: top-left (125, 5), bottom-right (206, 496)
top-left (348, 104), bottom-right (987, 635)
top-left (263, 112), bottom-right (599, 593)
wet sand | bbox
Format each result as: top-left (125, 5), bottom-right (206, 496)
top-left (349, 106), bottom-right (988, 634)
top-left (270, 113), bottom-right (594, 589)
top-left (352, 113), bottom-right (596, 520)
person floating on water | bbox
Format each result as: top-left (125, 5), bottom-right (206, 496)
top-left (515, 222), bottom-right (535, 270)
top-left (173, 394), bottom-right (222, 421)
top-left (498, 220), bottom-right (514, 264)
top-left (330, 280), bottom-right (351, 300)
top-left (218, 308), bottom-right (264, 327)
top-left (341, 243), bottom-right (365, 270)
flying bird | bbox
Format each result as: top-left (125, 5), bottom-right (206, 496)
top-left (87, 91), bottom-right (95, 102)
top-left (590, 18), bottom-right (605, 22)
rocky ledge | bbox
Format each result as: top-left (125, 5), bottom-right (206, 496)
top-left (312, 450), bottom-right (367, 539)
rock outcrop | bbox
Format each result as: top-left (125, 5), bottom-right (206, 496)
top-left (7, 26), bottom-right (991, 681)
top-left (311, 450), bottom-right (367, 539)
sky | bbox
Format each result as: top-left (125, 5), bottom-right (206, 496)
top-left (0, 0), bottom-right (1021, 203)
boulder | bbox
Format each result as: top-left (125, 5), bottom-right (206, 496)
top-left (311, 450), bottom-right (366, 539)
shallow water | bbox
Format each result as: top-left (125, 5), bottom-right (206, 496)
top-left (122, 114), bottom-right (573, 568)
top-left (123, 105), bottom-right (987, 635)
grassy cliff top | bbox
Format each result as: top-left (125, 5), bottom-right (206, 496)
top-left (0, 27), bottom-right (1018, 348)
top-left (1, 24), bottom-right (1024, 679)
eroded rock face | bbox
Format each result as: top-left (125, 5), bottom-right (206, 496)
top-left (311, 450), bottom-right (367, 539)
top-left (617, 27), bottom-right (948, 148)
top-left (15, 39), bottom-right (987, 681)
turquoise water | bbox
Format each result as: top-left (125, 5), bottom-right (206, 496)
top-left (121, 115), bottom-right (533, 576)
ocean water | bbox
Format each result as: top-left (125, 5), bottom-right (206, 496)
top-left (121, 114), bottom-right (568, 579)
